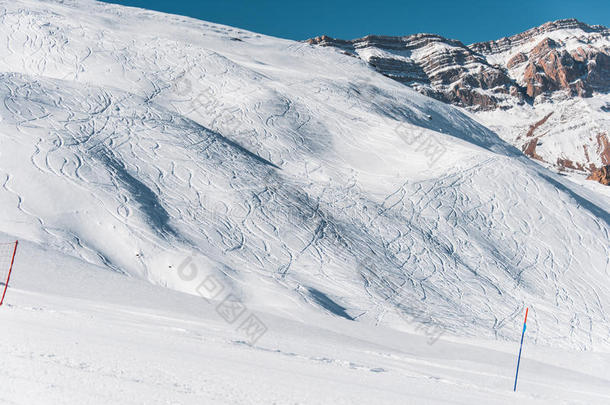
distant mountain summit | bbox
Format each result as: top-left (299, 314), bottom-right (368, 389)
top-left (471, 19), bottom-right (609, 101)
top-left (308, 19), bottom-right (610, 179)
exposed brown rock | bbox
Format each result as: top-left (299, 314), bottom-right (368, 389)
top-left (526, 112), bottom-right (553, 137)
top-left (522, 37), bottom-right (593, 98)
top-left (507, 52), bottom-right (528, 68)
top-left (597, 133), bottom-right (610, 165)
top-left (556, 158), bottom-right (585, 171)
top-left (586, 165), bottom-right (610, 185)
top-left (522, 138), bottom-right (544, 161)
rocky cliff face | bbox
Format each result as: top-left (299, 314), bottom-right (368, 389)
top-left (308, 19), bottom-right (608, 110)
top-left (306, 33), bottom-right (525, 110)
top-left (307, 19), bottom-right (610, 184)
top-left (587, 165), bottom-right (610, 185)
top-left (470, 20), bottom-right (609, 101)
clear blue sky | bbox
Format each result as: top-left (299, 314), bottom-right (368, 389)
top-left (101, 0), bottom-right (609, 44)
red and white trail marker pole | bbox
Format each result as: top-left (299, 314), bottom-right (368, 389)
top-left (0, 240), bottom-right (18, 306)
top-left (513, 307), bottom-right (529, 392)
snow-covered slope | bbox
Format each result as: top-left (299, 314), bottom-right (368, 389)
top-left (2, 239), bottom-right (610, 404)
top-left (0, 1), bottom-right (609, 403)
top-left (476, 92), bottom-right (610, 174)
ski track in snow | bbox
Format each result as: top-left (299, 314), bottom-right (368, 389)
top-left (2, 252), bottom-right (610, 404)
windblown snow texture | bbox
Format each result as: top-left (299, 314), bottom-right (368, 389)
top-left (0, 0), bottom-right (608, 349)
top-left (0, 1), bottom-right (609, 403)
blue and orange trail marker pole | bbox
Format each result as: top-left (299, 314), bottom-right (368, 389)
top-left (513, 307), bottom-right (528, 392)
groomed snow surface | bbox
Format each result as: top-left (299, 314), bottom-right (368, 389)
top-left (0, 0), bottom-right (609, 403)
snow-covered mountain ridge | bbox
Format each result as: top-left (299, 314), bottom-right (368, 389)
top-left (308, 19), bottom-right (610, 179)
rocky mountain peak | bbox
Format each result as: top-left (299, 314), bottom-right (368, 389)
top-left (469, 19), bottom-right (607, 55)
top-left (308, 19), bottom-right (608, 111)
